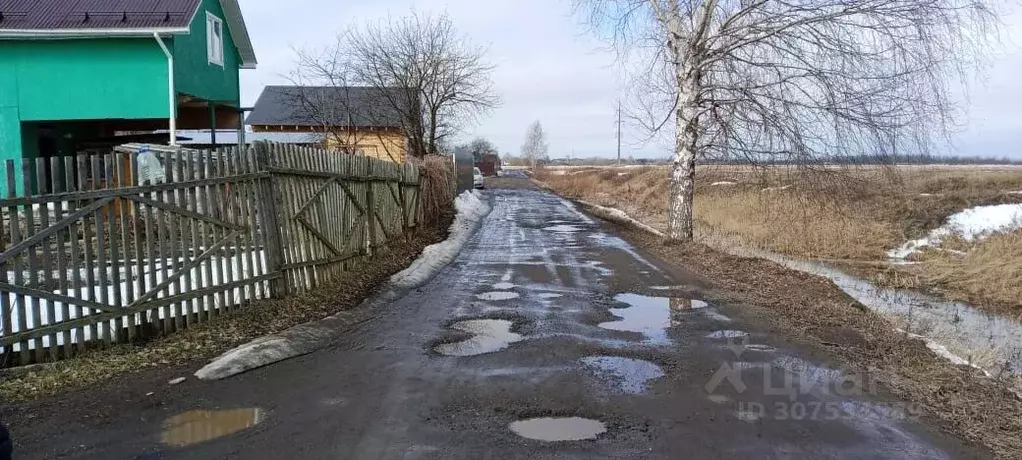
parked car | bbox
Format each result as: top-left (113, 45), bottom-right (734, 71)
top-left (473, 167), bottom-right (485, 189)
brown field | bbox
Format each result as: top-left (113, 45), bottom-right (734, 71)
top-left (537, 164), bottom-right (1022, 312)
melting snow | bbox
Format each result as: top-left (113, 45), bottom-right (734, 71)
top-left (390, 191), bottom-right (490, 288)
top-left (888, 203), bottom-right (1022, 258)
top-left (711, 181), bottom-right (736, 186)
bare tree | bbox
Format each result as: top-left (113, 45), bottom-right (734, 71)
top-left (521, 121), bottom-right (550, 169)
top-left (469, 137), bottom-right (497, 161)
top-left (574, 0), bottom-right (997, 241)
top-left (344, 12), bottom-right (500, 158)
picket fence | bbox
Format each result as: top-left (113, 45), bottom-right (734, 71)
top-left (0, 141), bottom-right (421, 367)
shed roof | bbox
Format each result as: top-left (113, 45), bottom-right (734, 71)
top-left (245, 86), bottom-right (409, 129)
top-left (0, 0), bottom-right (256, 68)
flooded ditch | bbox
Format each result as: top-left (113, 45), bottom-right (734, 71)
top-left (743, 249), bottom-right (1022, 376)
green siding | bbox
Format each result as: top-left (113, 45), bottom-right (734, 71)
top-left (174, 0), bottom-right (241, 106)
top-left (0, 108), bottom-right (23, 194)
top-left (0, 39), bottom-right (169, 122)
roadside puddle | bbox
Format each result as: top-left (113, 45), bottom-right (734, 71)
top-left (492, 282), bottom-right (516, 290)
top-left (476, 291), bottom-right (520, 301)
top-left (161, 408), bottom-right (263, 447)
top-left (539, 293), bottom-right (563, 299)
top-left (434, 319), bottom-right (523, 356)
top-left (598, 293), bottom-right (708, 344)
top-left (581, 356), bottom-right (665, 394)
top-left (509, 417), bottom-right (606, 441)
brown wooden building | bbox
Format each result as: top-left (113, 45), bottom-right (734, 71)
top-left (245, 86), bottom-right (410, 163)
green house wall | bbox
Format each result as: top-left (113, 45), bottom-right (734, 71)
top-left (0, 0), bottom-right (244, 195)
top-left (174, 0), bottom-right (242, 106)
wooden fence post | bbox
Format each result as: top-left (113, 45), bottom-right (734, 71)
top-left (253, 142), bottom-right (287, 297)
top-left (366, 159), bottom-right (378, 255)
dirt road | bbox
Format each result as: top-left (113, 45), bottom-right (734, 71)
top-left (5, 182), bottom-right (984, 459)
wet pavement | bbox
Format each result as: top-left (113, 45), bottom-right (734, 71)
top-left (7, 185), bottom-right (986, 459)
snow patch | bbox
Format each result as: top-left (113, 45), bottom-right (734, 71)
top-left (575, 200), bottom-right (665, 238)
top-left (888, 204), bottom-right (1022, 258)
top-left (761, 185), bottom-right (793, 192)
top-left (390, 191), bottom-right (491, 289)
top-left (711, 181), bottom-right (737, 186)
top-left (1007, 191), bottom-right (1022, 196)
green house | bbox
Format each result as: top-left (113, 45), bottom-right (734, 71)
top-left (0, 0), bottom-right (257, 193)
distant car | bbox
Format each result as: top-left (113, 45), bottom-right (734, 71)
top-left (473, 167), bottom-right (485, 189)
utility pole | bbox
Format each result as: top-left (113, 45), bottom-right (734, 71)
top-left (616, 100), bottom-right (622, 165)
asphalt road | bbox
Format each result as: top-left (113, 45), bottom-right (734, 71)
top-left (10, 184), bottom-right (982, 459)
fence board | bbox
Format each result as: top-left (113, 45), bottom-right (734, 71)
top-left (1, 141), bottom-right (427, 366)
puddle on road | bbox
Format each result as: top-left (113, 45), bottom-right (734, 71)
top-left (476, 291), bottom-right (521, 301)
top-left (543, 224), bottom-right (583, 233)
top-left (434, 319), bottom-right (523, 356)
top-left (707, 394), bottom-right (731, 404)
top-left (538, 293), bottom-right (563, 299)
top-left (598, 293), bottom-right (709, 344)
top-left (581, 356), bottom-right (665, 394)
top-left (492, 282), bottom-right (516, 290)
top-left (161, 408), bottom-right (263, 447)
top-left (509, 417), bottom-right (607, 441)
top-left (704, 311), bottom-right (732, 323)
top-left (706, 330), bottom-right (749, 339)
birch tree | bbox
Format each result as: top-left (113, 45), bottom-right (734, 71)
top-left (573, 0), bottom-right (997, 241)
top-left (521, 121), bottom-right (550, 169)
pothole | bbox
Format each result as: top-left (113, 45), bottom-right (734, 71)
top-left (476, 291), bottom-right (521, 301)
top-left (492, 282), bottom-right (516, 290)
top-left (509, 417), bottom-right (606, 441)
top-left (161, 408), bottom-right (263, 447)
top-left (599, 293), bottom-right (706, 344)
top-left (707, 394), bottom-right (731, 404)
top-left (581, 356), bottom-right (665, 394)
top-left (745, 344), bottom-right (776, 352)
top-left (543, 224), bottom-right (583, 233)
top-left (434, 319), bottom-right (523, 356)
top-left (706, 330), bottom-right (749, 339)
top-left (703, 311), bottom-right (732, 322)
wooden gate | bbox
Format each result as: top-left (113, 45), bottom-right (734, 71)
top-left (0, 146), bottom-right (276, 366)
top-left (1, 142), bottom-right (423, 367)
top-left (260, 143), bottom-right (420, 293)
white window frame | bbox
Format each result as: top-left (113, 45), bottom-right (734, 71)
top-left (206, 12), bottom-right (224, 67)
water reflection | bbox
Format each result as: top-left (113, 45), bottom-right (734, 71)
top-left (161, 408), bottom-right (262, 447)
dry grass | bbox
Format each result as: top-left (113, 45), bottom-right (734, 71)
top-left (0, 213), bottom-right (454, 403)
top-left (414, 154), bottom-right (456, 226)
top-left (538, 165), bottom-right (1022, 310)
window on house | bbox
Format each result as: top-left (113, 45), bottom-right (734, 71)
top-left (207, 13), bottom-right (224, 66)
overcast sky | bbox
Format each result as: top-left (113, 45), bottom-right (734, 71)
top-left (238, 1), bottom-right (1022, 160)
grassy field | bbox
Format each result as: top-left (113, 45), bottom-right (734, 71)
top-left (538, 164), bottom-right (1022, 312)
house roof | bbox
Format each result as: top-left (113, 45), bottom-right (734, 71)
top-left (0, 0), bottom-right (256, 68)
top-left (245, 86), bottom-right (409, 129)
top-left (176, 130), bottom-right (324, 145)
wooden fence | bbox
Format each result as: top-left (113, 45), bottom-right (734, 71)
top-left (0, 141), bottom-right (421, 367)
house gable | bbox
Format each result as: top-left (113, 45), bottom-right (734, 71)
top-left (171, 0), bottom-right (240, 105)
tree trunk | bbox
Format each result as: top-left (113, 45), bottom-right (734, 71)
top-left (667, 21), bottom-right (699, 241)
